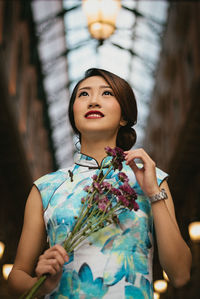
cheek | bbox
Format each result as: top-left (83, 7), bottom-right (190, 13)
top-left (72, 100), bottom-right (85, 132)
top-left (73, 100), bottom-right (79, 115)
top-left (73, 100), bottom-right (82, 121)
top-left (108, 101), bottom-right (122, 118)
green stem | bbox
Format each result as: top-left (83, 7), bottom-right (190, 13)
top-left (66, 190), bottom-right (122, 253)
top-left (63, 201), bottom-right (88, 247)
top-left (19, 275), bottom-right (47, 299)
top-left (68, 203), bottom-right (122, 252)
top-left (66, 192), bottom-right (94, 242)
top-left (63, 163), bottom-right (114, 251)
top-left (21, 155), bottom-right (123, 298)
top-left (66, 207), bottom-right (99, 250)
top-left (99, 165), bottom-right (113, 184)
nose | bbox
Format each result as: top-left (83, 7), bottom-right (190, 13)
top-left (88, 102), bottom-right (100, 108)
top-left (88, 94), bottom-right (101, 109)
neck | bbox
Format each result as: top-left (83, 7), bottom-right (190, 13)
top-left (80, 136), bottom-right (117, 165)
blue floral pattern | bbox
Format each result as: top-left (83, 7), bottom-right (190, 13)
top-left (34, 153), bottom-right (168, 298)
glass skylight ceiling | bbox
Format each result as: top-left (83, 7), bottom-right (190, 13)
top-left (32, 0), bottom-right (169, 168)
top-left (63, 0), bottom-right (169, 150)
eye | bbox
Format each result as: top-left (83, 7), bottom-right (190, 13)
top-left (78, 91), bottom-right (89, 97)
top-left (103, 90), bottom-right (113, 96)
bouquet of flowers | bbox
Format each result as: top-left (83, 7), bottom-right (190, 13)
top-left (20, 146), bottom-right (138, 299)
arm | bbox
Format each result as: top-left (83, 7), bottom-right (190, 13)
top-left (125, 148), bottom-right (192, 288)
top-left (8, 185), bottom-right (68, 296)
top-left (151, 179), bottom-right (191, 287)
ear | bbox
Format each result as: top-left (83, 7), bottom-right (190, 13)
top-left (120, 119), bottom-right (128, 126)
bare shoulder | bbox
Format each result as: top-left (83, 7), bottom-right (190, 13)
top-left (25, 185), bottom-right (43, 216)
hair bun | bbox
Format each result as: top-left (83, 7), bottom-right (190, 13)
top-left (117, 126), bottom-right (137, 151)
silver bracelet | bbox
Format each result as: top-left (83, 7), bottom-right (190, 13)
top-left (149, 188), bottom-right (168, 203)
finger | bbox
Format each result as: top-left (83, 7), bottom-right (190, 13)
top-left (124, 149), bottom-right (143, 162)
top-left (41, 245), bottom-right (68, 263)
top-left (48, 244), bottom-right (69, 263)
top-left (53, 244), bottom-right (69, 262)
top-left (47, 258), bottom-right (62, 273)
top-left (36, 263), bottom-right (58, 277)
top-left (125, 149), bottom-right (155, 167)
top-left (127, 159), bottom-right (138, 170)
top-left (125, 152), bottom-right (144, 165)
top-left (40, 250), bottom-right (66, 267)
top-left (36, 258), bottom-right (62, 276)
top-left (52, 251), bottom-right (67, 266)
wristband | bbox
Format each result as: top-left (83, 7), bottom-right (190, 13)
top-left (149, 188), bottom-right (168, 203)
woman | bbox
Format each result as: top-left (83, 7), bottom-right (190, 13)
top-left (8, 68), bottom-right (191, 298)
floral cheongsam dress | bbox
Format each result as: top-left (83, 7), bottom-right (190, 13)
top-left (34, 153), bottom-right (168, 299)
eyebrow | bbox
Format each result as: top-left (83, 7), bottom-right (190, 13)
top-left (78, 85), bottom-right (112, 91)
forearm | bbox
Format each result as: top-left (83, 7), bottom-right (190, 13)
top-left (8, 268), bottom-right (48, 297)
top-left (152, 200), bottom-right (192, 287)
top-left (8, 268), bottom-right (38, 295)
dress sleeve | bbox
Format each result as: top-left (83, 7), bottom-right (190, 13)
top-left (34, 170), bottom-right (68, 211)
top-left (156, 167), bottom-right (169, 187)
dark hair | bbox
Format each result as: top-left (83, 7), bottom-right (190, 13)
top-left (68, 68), bottom-right (137, 150)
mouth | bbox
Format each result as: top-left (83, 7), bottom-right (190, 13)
top-left (85, 110), bottom-right (104, 119)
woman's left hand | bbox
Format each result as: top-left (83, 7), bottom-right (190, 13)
top-left (124, 148), bottom-right (160, 197)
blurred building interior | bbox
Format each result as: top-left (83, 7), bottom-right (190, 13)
top-left (0, 0), bottom-right (200, 298)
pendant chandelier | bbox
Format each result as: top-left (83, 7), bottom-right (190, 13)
top-left (82, 0), bottom-right (121, 40)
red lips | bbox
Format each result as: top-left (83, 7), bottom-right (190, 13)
top-left (85, 110), bottom-right (104, 118)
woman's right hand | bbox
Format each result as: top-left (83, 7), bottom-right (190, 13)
top-left (35, 244), bottom-right (69, 295)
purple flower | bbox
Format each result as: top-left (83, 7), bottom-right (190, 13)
top-left (126, 197), bottom-right (139, 211)
top-left (98, 196), bottom-right (110, 212)
top-left (118, 195), bottom-right (129, 207)
top-left (27, 146), bottom-right (139, 298)
top-left (83, 185), bottom-right (92, 193)
top-left (115, 147), bottom-right (126, 160)
top-left (118, 193), bottom-right (139, 211)
top-left (132, 201), bottom-right (139, 211)
top-left (101, 181), bottom-right (112, 191)
top-left (119, 182), bottom-right (132, 194)
top-left (113, 160), bottom-right (123, 171)
top-left (93, 181), bottom-right (103, 194)
top-left (92, 174), bottom-right (98, 181)
top-left (119, 182), bottom-right (137, 198)
top-left (105, 146), bottom-right (115, 156)
top-left (118, 172), bottom-right (129, 183)
top-left (104, 146), bottom-right (126, 171)
top-left (111, 187), bottom-right (122, 196)
top-left (117, 182), bottom-right (138, 211)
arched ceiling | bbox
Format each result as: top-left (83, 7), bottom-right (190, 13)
top-left (32, 0), bottom-right (169, 168)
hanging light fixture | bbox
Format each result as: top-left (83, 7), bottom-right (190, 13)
top-left (82, 0), bottom-right (121, 40)
top-left (0, 241), bottom-right (5, 259)
top-left (2, 264), bottom-right (13, 280)
top-left (163, 270), bottom-right (169, 282)
top-left (153, 292), bottom-right (160, 299)
top-left (154, 279), bottom-right (168, 293)
top-left (188, 221), bottom-right (200, 242)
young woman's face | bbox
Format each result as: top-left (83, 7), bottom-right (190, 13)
top-left (73, 76), bottom-right (124, 139)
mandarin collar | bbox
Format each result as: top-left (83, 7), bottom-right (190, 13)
top-left (74, 153), bottom-right (113, 169)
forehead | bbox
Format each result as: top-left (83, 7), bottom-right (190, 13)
top-left (78, 76), bottom-right (110, 89)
